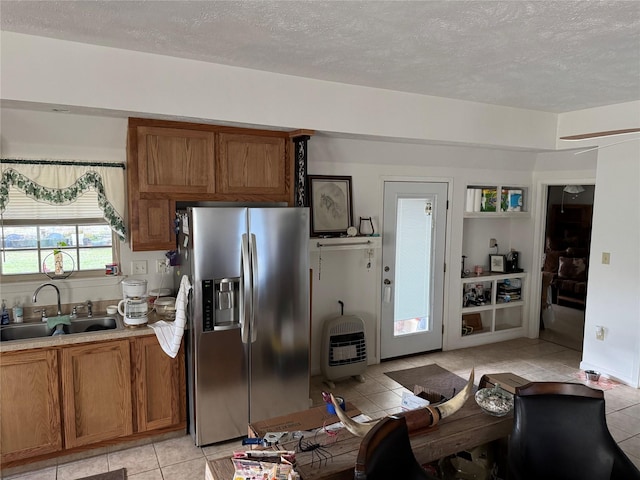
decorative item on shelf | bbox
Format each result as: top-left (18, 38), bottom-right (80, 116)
top-left (42, 250), bottom-right (75, 279)
top-left (502, 189), bottom-right (523, 212)
top-left (489, 254), bottom-right (506, 273)
top-left (481, 188), bottom-right (497, 212)
top-left (358, 216), bottom-right (375, 236)
top-left (308, 175), bottom-right (353, 237)
top-left (346, 226), bottom-right (358, 237)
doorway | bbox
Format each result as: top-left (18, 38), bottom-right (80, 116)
top-left (539, 185), bottom-right (594, 351)
top-left (380, 181), bottom-right (447, 359)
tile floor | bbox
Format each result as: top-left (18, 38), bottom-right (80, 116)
top-left (3, 337), bottom-right (640, 479)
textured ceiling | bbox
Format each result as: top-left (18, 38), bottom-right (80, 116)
top-left (2, 0), bottom-right (639, 113)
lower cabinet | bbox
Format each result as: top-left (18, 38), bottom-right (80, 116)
top-left (132, 336), bottom-right (186, 432)
top-left (0, 349), bottom-right (62, 464)
top-left (61, 340), bottom-right (133, 448)
top-left (0, 335), bottom-right (185, 467)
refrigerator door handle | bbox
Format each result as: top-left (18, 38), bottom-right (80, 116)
top-left (249, 233), bottom-right (258, 343)
top-left (240, 233), bottom-right (251, 344)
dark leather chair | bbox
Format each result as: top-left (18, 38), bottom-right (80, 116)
top-left (508, 382), bottom-right (640, 480)
top-left (355, 415), bottom-right (439, 480)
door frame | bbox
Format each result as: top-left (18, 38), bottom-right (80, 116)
top-left (527, 176), bottom-right (596, 339)
top-left (377, 176), bottom-right (453, 359)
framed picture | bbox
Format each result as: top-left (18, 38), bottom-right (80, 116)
top-left (489, 254), bottom-right (506, 273)
top-left (308, 175), bottom-right (353, 237)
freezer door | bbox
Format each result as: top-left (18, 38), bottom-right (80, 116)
top-left (189, 207), bottom-right (250, 445)
top-left (248, 208), bottom-right (310, 423)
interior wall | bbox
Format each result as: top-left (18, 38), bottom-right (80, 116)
top-left (1, 31), bottom-right (559, 150)
top-left (0, 108), bottom-right (172, 308)
top-left (556, 102), bottom-right (640, 387)
top-left (308, 135), bottom-right (537, 362)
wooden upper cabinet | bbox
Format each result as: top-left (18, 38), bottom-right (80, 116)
top-left (131, 198), bottom-right (175, 251)
top-left (137, 126), bottom-right (215, 194)
top-left (0, 349), bottom-right (62, 464)
top-left (217, 133), bottom-right (287, 197)
top-left (61, 340), bottom-right (132, 448)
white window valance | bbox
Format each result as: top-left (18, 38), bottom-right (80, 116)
top-left (0, 159), bottom-right (126, 241)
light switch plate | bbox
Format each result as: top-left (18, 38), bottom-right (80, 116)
top-left (602, 252), bottom-right (611, 265)
top-left (131, 260), bottom-right (147, 275)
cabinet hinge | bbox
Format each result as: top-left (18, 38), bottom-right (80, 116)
top-left (444, 263), bottom-right (446, 273)
top-left (446, 200), bottom-right (449, 210)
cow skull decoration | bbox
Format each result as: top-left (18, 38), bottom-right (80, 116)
top-left (330, 368), bottom-right (475, 437)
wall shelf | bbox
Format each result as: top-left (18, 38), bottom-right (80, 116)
top-left (309, 236), bottom-right (382, 252)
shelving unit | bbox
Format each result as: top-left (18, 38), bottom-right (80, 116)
top-left (464, 184), bottom-right (529, 218)
top-left (461, 272), bottom-right (527, 337)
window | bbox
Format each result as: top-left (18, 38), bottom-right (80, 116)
top-left (1, 187), bottom-right (117, 279)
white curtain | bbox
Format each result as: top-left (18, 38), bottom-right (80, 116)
top-left (0, 161), bottom-right (126, 241)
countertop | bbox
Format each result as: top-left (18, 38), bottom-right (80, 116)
top-left (0, 312), bottom-right (170, 353)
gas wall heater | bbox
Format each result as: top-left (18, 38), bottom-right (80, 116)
top-left (321, 301), bottom-right (367, 388)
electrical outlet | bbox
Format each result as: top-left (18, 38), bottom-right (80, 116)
top-left (156, 259), bottom-right (170, 274)
top-left (489, 238), bottom-right (497, 248)
top-left (595, 325), bottom-right (605, 341)
top-left (602, 252), bottom-right (611, 265)
top-left (131, 260), bottom-right (147, 275)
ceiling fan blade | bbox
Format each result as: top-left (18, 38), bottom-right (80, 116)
top-left (560, 128), bottom-right (640, 140)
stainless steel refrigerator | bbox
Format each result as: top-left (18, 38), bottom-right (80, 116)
top-left (177, 206), bottom-right (310, 446)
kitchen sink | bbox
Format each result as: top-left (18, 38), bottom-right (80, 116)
top-left (0, 316), bottom-right (121, 342)
top-left (1, 323), bottom-right (52, 342)
top-left (65, 316), bottom-right (119, 334)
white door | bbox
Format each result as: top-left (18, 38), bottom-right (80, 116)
top-left (381, 182), bottom-right (448, 359)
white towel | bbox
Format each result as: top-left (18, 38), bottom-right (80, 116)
top-left (149, 275), bottom-right (191, 358)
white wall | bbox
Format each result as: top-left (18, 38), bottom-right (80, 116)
top-left (557, 102), bottom-right (640, 387)
top-left (1, 31), bottom-right (558, 150)
top-left (308, 136), bottom-right (538, 360)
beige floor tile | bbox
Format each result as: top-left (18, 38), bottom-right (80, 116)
top-left (619, 435), bottom-right (640, 459)
top-left (202, 438), bottom-right (245, 460)
top-left (153, 435), bottom-right (203, 467)
top-left (57, 455), bottom-right (109, 480)
top-left (350, 377), bottom-right (389, 396)
top-left (161, 457), bottom-right (207, 480)
top-left (367, 390), bottom-right (403, 410)
top-left (127, 469), bottom-right (164, 480)
top-left (107, 444), bottom-right (159, 475)
top-left (607, 411), bottom-right (640, 436)
top-left (2, 466), bottom-right (57, 480)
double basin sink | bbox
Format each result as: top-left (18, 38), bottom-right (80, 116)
top-left (0, 316), bottom-right (121, 342)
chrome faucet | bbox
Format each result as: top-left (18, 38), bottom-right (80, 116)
top-left (32, 283), bottom-right (63, 316)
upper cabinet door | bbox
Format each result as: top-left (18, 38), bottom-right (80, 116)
top-left (137, 126), bottom-right (215, 194)
top-left (217, 133), bottom-right (287, 196)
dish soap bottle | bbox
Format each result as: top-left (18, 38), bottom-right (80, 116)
top-left (1, 300), bottom-right (10, 325)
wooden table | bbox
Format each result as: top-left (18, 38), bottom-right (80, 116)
top-left (206, 400), bottom-right (513, 480)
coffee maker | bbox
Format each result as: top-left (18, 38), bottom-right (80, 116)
top-left (507, 251), bottom-right (520, 272)
top-left (118, 278), bottom-right (148, 326)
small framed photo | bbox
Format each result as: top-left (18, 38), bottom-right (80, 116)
top-left (489, 254), bottom-right (506, 273)
top-left (308, 175), bottom-right (353, 237)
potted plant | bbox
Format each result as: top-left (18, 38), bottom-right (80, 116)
top-left (53, 241), bottom-right (67, 275)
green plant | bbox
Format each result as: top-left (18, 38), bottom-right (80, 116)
top-left (53, 241), bottom-right (68, 255)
